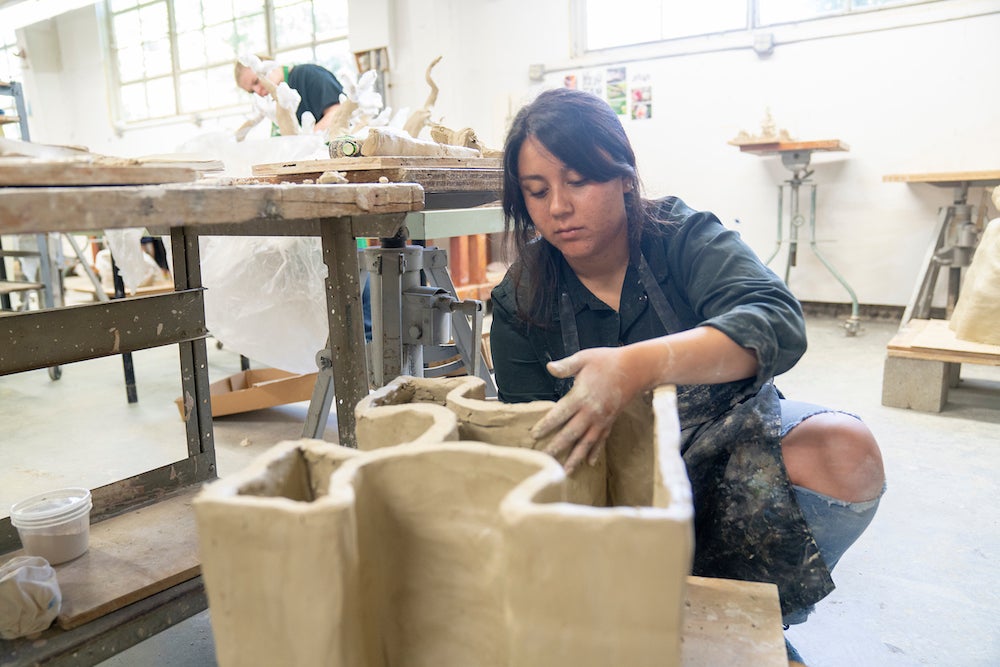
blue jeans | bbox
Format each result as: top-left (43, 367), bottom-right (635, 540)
top-left (779, 400), bottom-right (885, 625)
top-left (362, 274), bottom-right (372, 342)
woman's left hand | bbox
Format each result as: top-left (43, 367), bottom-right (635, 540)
top-left (531, 347), bottom-right (642, 474)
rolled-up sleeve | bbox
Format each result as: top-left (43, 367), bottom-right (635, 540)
top-left (671, 211), bottom-right (807, 386)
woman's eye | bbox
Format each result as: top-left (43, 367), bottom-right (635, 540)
top-left (567, 176), bottom-right (589, 187)
top-left (525, 188), bottom-right (548, 199)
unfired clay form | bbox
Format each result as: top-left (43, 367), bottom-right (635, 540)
top-left (402, 56), bottom-right (442, 139)
top-left (194, 377), bottom-right (693, 667)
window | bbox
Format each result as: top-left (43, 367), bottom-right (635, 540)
top-left (586, 0), bottom-right (747, 49)
top-left (581, 0), bottom-right (943, 51)
top-left (104, 0), bottom-right (350, 125)
top-left (758, 0), bottom-right (920, 24)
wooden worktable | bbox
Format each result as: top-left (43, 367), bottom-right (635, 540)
top-left (0, 181), bottom-right (422, 234)
top-left (252, 155), bottom-right (502, 212)
top-left (1, 179), bottom-right (427, 663)
top-left (734, 138), bottom-right (849, 156)
top-left (882, 169), bottom-right (1000, 188)
top-left (1, 180), bottom-right (424, 524)
top-left (881, 169), bottom-right (1000, 324)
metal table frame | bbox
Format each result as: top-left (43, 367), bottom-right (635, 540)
top-left (883, 170), bottom-right (1000, 327)
top-left (737, 139), bottom-right (860, 335)
top-left (0, 181), bottom-right (421, 665)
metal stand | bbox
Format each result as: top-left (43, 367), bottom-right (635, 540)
top-left (765, 150), bottom-right (861, 335)
top-left (363, 236), bottom-right (494, 393)
top-left (302, 231), bottom-right (496, 442)
top-left (899, 183), bottom-right (980, 326)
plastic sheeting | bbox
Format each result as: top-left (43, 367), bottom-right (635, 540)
top-left (201, 236), bottom-right (329, 374)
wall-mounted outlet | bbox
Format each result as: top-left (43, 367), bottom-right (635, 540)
top-left (752, 32), bottom-right (775, 57)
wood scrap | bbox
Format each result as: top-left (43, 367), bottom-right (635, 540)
top-left (0, 160), bottom-right (198, 186)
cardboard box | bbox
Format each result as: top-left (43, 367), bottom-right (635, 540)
top-left (175, 368), bottom-right (318, 419)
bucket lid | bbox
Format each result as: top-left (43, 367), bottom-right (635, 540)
top-left (10, 487), bottom-right (92, 528)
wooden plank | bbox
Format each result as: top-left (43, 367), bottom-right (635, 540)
top-left (0, 182), bottom-right (424, 234)
top-left (887, 318), bottom-right (931, 347)
top-left (682, 576), bottom-right (787, 666)
top-left (888, 319), bottom-right (1000, 366)
top-left (253, 156), bottom-right (501, 176)
top-left (252, 157), bottom-right (503, 196)
top-left (0, 162), bottom-right (198, 186)
top-left (4, 487), bottom-right (201, 630)
top-left (271, 167), bottom-right (501, 192)
top-left (736, 139), bottom-right (849, 156)
top-left (255, 164), bottom-right (502, 195)
top-left (908, 319), bottom-right (1000, 364)
top-left (882, 170), bottom-right (1000, 186)
top-left (63, 274), bottom-right (174, 299)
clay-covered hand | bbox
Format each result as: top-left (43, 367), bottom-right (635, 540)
top-left (531, 347), bottom-right (643, 475)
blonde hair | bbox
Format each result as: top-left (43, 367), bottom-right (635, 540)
top-left (234, 54), bottom-right (276, 87)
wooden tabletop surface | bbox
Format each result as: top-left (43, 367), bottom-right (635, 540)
top-left (0, 181), bottom-right (424, 235)
top-left (882, 169), bottom-right (1000, 187)
top-left (735, 138), bottom-right (849, 156)
top-left (252, 156), bottom-right (504, 196)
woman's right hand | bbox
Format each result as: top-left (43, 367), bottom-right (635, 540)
top-left (531, 347), bottom-right (643, 474)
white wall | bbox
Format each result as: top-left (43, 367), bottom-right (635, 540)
top-left (14, 1), bottom-right (1000, 308)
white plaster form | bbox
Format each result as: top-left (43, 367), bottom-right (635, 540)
top-left (194, 377), bottom-right (694, 667)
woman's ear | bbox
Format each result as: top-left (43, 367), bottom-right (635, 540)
top-left (622, 178), bottom-right (634, 193)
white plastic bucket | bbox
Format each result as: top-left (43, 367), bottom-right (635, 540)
top-left (10, 487), bottom-right (93, 565)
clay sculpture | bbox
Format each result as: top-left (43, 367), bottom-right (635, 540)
top-left (194, 377), bottom-right (693, 667)
top-left (402, 55), bottom-right (443, 139)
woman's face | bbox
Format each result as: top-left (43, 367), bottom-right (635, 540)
top-left (238, 66), bottom-right (282, 97)
top-left (237, 67), bottom-right (269, 97)
top-left (517, 136), bottom-right (630, 268)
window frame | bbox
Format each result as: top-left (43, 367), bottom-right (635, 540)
top-left (572, 0), bottom-right (986, 60)
top-left (102, 0), bottom-right (351, 130)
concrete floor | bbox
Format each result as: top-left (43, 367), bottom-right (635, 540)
top-left (1, 314), bottom-right (998, 666)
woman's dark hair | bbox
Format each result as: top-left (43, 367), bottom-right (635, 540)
top-left (501, 87), bottom-right (660, 325)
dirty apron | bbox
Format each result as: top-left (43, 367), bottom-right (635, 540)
top-left (557, 254), bottom-right (834, 616)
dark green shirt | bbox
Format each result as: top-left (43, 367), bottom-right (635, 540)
top-left (490, 197), bottom-right (833, 615)
top-left (491, 196), bottom-right (807, 417)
